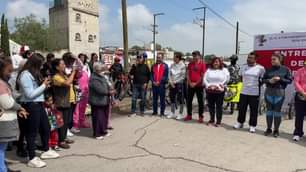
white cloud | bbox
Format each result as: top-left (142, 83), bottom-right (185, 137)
top-left (159, 0), bottom-right (306, 55)
top-left (6, 0), bottom-right (48, 21)
top-left (228, 0), bottom-right (306, 54)
top-left (99, 3), bottom-right (110, 33)
top-left (118, 4), bottom-right (153, 26)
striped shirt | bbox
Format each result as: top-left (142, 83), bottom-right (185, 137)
top-left (0, 79), bottom-right (21, 142)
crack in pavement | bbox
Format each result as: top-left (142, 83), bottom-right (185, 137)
top-left (133, 123), bottom-right (244, 172)
top-left (134, 119), bottom-right (161, 134)
top-left (9, 117), bottom-right (306, 172)
top-left (59, 153), bottom-right (150, 161)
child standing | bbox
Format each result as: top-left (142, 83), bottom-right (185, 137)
top-left (44, 94), bottom-right (64, 150)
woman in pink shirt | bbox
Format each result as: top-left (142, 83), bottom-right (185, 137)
top-left (293, 60), bottom-right (306, 142)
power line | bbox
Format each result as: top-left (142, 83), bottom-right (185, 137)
top-left (197, 0), bottom-right (253, 37)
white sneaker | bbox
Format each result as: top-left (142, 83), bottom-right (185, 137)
top-left (96, 136), bottom-right (104, 140)
top-left (70, 127), bottom-right (80, 134)
top-left (67, 129), bottom-right (74, 137)
top-left (233, 123), bottom-right (243, 129)
top-left (105, 133), bottom-right (112, 137)
top-left (27, 157), bottom-right (47, 168)
top-left (40, 150), bottom-right (60, 159)
top-left (167, 113), bottom-right (176, 119)
top-left (249, 126), bottom-right (256, 133)
top-left (176, 113), bottom-right (184, 120)
top-left (129, 113), bottom-right (137, 117)
top-left (293, 135), bottom-right (300, 142)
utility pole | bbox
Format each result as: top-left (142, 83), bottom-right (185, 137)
top-left (193, 7), bottom-right (206, 59)
top-left (121, 0), bottom-right (129, 72)
top-left (235, 21), bottom-right (239, 55)
top-left (152, 13), bottom-right (164, 62)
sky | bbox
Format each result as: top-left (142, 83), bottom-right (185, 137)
top-left (1, 0), bottom-right (306, 56)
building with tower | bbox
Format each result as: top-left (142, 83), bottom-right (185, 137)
top-left (49, 0), bottom-right (99, 55)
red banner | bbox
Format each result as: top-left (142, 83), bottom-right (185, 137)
top-left (256, 49), bottom-right (306, 72)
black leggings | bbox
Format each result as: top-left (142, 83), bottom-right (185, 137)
top-left (17, 115), bottom-right (26, 152)
top-left (293, 96), bottom-right (306, 137)
top-left (206, 91), bottom-right (225, 124)
top-left (57, 108), bottom-right (71, 143)
top-left (21, 102), bottom-right (50, 160)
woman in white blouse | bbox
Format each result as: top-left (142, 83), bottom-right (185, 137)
top-left (203, 57), bottom-right (229, 127)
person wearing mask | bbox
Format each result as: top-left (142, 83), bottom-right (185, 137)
top-left (262, 54), bottom-right (292, 137)
top-left (52, 58), bottom-right (77, 149)
top-left (151, 53), bottom-right (169, 117)
top-left (130, 54), bottom-right (150, 116)
top-left (204, 57), bottom-right (229, 127)
top-left (89, 62), bottom-right (114, 140)
top-left (292, 60), bottom-right (306, 141)
top-left (224, 55), bottom-right (241, 114)
top-left (184, 51), bottom-right (206, 123)
top-left (71, 53), bottom-right (91, 134)
top-left (17, 54), bottom-right (59, 168)
top-left (167, 52), bottom-right (186, 120)
top-left (233, 51), bottom-right (265, 133)
top-left (0, 57), bottom-right (28, 172)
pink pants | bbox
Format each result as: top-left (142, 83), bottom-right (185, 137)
top-left (73, 70), bottom-right (89, 128)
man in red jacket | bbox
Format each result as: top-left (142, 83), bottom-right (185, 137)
top-left (151, 53), bottom-right (169, 117)
top-left (185, 51), bottom-right (207, 123)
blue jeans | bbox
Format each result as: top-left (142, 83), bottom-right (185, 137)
top-left (152, 85), bottom-right (166, 115)
top-left (0, 143), bottom-right (7, 172)
top-left (131, 84), bottom-right (146, 113)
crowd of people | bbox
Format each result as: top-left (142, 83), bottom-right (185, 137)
top-left (129, 50), bottom-right (305, 138)
top-left (0, 48), bottom-right (114, 171)
top-left (0, 47), bottom-right (305, 172)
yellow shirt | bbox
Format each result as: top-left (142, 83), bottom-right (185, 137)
top-left (53, 74), bottom-right (76, 103)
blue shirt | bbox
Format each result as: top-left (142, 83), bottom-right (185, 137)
top-left (18, 71), bottom-right (46, 102)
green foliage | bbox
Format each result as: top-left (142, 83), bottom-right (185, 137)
top-left (11, 14), bottom-right (56, 51)
top-left (0, 14), bottom-right (10, 56)
top-left (131, 45), bottom-right (144, 51)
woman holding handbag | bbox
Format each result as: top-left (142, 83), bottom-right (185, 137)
top-left (204, 57), bottom-right (229, 127)
top-left (0, 57), bottom-right (28, 172)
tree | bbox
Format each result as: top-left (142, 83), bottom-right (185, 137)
top-left (185, 52), bottom-right (192, 57)
top-left (156, 43), bottom-right (162, 51)
top-left (11, 14), bottom-right (55, 51)
top-left (0, 14), bottom-right (10, 56)
top-left (130, 45), bottom-right (144, 51)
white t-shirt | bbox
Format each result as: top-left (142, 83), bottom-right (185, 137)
top-left (203, 68), bottom-right (230, 90)
top-left (240, 64), bottom-right (265, 96)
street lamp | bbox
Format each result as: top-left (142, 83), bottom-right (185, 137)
top-left (152, 12), bottom-right (165, 62)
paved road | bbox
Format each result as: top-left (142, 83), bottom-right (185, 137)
top-left (6, 109), bottom-right (306, 172)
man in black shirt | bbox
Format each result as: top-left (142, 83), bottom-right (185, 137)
top-left (129, 55), bottom-right (150, 116)
top-left (110, 57), bottom-right (124, 82)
